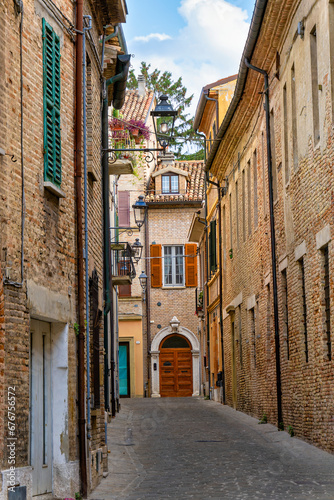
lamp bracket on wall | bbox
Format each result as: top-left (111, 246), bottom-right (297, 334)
top-left (104, 148), bottom-right (167, 165)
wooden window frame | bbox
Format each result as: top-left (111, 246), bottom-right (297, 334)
top-left (163, 245), bottom-right (184, 286)
top-left (161, 174), bottom-right (179, 194)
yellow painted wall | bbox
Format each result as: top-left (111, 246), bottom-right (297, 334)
top-left (119, 318), bottom-right (144, 397)
top-left (217, 80), bottom-right (237, 125)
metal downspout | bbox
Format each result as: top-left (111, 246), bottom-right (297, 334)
top-left (145, 210), bottom-right (151, 396)
top-left (205, 174), bottom-right (211, 397)
top-left (195, 130), bottom-right (210, 397)
top-left (102, 69), bottom-right (130, 416)
top-left (217, 185), bottom-right (226, 404)
top-left (244, 58), bottom-right (283, 428)
top-left (75, 0), bottom-right (87, 495)
top-left (205, 95), bottom-right (219, 143)
top-left (83, 15), bottom-right (92, 436)
top-left (102, 86), bottom-right (112, 413)
top-left (114, 178), bottom-right (120, 411)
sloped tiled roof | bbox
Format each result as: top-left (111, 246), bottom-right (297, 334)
top-left (122, 89), bottom-right (155, 122)
top-left (146, 160), bottom-right (205, 203)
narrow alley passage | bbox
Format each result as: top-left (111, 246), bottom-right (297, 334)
top-left (89, 398), bottom-right (334, 500)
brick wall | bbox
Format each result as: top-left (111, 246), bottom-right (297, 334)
top-left (208, 0), bottom-right (334, 452)
top-left (148, 206), bottom-right (201, 344)
top-left (0, 0), bottom-right (108, 494)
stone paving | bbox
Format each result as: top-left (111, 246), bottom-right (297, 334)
top-left (89, 398), bottom-right (334, 500)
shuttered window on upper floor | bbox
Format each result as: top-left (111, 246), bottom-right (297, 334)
top-left (150, 243), bottom-right (197, 288)
top-left (118, 191), bottom-right (130, 227)
top-left (209, 220), bottom-right (217, 275)
top-left (43, 19), bottom-right (61, 187)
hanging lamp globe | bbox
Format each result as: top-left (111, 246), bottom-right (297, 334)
top-left (139, 270), bottom-right (148, 291)
top-left (132, 195), bottom-right (148, 230)
top-left (150, 95), bottom-right (178, 150)
top-left (131, 238), bottom-right (143, 264)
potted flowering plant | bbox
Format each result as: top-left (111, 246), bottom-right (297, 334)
top-left (109, 117), bottom-right (124, 131)
top-left (127, 119), bottom-right (150, 143)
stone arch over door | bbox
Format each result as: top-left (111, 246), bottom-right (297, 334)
top-left (150, 317), bottom-right (200, 397)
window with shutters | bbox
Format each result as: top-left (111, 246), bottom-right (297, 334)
top-left (151, 243), bottom-right (197, 288)
top-left (118, 191), bottom-right (130, 227)
top-left (43, 19), bottom-right (62, 187)
top-left (163, 245), bottom-right (184, 286)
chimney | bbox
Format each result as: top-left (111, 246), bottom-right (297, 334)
top-left (158, 151), bottom-right (175, 166)
top-left (138, 74), bottom-right (146, 97)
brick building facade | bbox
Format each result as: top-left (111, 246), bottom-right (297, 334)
top-left (146, 158), bottom-right (205, 398)
top-left (203, 0), bottom-right (334, 452)
top-left (0, 0), bottom-right (129, 497)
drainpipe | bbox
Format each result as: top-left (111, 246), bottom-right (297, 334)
top-left (206, 174), bottom-right (226, 404)
top-left (75, 0), bottom-right (87, 496)
top-left (145, 210), bottom-right (151, 396)
top-left (244, 58), bottom-right (282, 428)
top-left (195, 131), bottom-right (211, 397)
top-left (102, 83), bottom-right (113, 414)
top-left (205, 173), bottom-right (211, 398)
top-left (102, 67), bottom-right (131, 417)
top-left (83, 15), bottom-right (92, 436)
top-left (205, 95), bottom-right (219, 144)
top-left (217, 184), bottom-right (226, 405)
top-left (114, 176), bottom-right (120, 412)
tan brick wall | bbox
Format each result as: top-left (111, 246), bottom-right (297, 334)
top-left (208, 0), bottom-right (334, 452)
top-left (148, 207), bottom-right (201, 345)
top-left (0, 0), bottom-right (108, 489)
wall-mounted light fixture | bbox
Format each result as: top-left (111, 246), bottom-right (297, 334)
top-left (131, 238), bottom-right (143, 264)
top-left (132, 195), bottom-right (148, 230)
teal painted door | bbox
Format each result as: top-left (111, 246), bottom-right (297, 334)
top-left (119, 343), bottom-right (130, 397)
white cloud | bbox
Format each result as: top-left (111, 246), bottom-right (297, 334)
top-left (128, 0), bottom-right (250, 117)
top-left (133, 33), bottom-right (172, 43)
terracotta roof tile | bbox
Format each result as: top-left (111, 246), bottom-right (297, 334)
top-left (121, 89), bottom-right (155, 122)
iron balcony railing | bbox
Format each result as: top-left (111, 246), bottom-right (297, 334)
top-left (110, 242), bottom-right (136, 286)
top-left (195, 288), bottom-right (204, 316)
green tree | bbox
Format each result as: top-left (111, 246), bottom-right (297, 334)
top-left (127, 62), bottom-right (204, 158)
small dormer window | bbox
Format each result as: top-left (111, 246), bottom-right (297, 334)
top-left (162, 174), bottom-right (179, 194)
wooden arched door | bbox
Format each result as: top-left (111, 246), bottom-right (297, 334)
top-left (159, 334), bottom-right (193, 397)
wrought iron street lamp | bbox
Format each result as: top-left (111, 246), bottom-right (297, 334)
top-left (139, 270), bottom-right (148, 291)
top-left (150, 94), bottom-right (178, 150)
top-left (131, 238), bottom-right (143, 264)
top-left (132, 195), bottom-right (148, 230)
top-left (105, 94), bottom-right (177, 163)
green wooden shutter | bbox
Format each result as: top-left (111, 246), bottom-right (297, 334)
top-left (209, 220), bottom-right (217, 274)
top-left (43, 19), bottom-right (61, 187)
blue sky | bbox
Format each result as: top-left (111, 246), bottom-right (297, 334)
top-left (124, 0), bottom-right (256, 119)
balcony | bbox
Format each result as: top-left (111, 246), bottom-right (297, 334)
top-left (111, 242), bottom-right (136, 286)
top-left (108, 127), bottom-right (135, 176)
top-left (195, 288), bottom-right (204, 317)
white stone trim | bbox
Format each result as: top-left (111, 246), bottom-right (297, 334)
top-left (295, 240), bottom-right (306, 261)
top-left (150, 320), bottom-right (200, 398)
top-left (264, 273), bottom-right (271, 286)
top-left (316, 224), bottom-right (331, 250)
top-left (247, 294), bottom-right (256, 310)
top-left (279, 257), bottom-right (288, 272)
top-left (152, 166), bottom-right (189, 178)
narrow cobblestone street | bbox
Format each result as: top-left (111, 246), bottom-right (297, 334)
top-left (89, 398), bottom-right (334, 500)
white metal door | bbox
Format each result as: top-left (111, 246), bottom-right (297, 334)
top-left (30, 319), bottom-right (52, 496)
